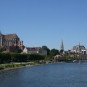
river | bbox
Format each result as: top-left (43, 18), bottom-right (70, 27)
top-left (0, 62), bottom-right (87, 87)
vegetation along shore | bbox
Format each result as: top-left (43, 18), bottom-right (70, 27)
top-left (0, 51), bottom-right (87, 71)
top-left (0, 53), bottom-right (45, 71)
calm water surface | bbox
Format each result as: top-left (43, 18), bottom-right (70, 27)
top-left (0, 63), bottom-right (87, 87)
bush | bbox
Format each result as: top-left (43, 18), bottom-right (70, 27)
top-left (0, 53), bottom-right (11, 64)
top-left (0, 53), bottom-right (45, 64)
top-left (0, 65), bottom-right (4, 70)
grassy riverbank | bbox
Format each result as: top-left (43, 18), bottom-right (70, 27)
top-left (0, 63), bottom-right (26, 70)
top-left (0, 61), bottom-right (46, 71)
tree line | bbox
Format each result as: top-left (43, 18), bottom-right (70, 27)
top-left (0, 53), bottom-right (45, 64)
top-left (0, 45), bottom-right (60, 64)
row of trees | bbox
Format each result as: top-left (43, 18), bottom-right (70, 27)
top-left (0, 53), bottom-right (45, 64)
top-left (42, 45), bottom-right (87, 60)
top-left (42, 45), bottom-right (61, 60)
top-left (0, 45), bottom-right (60, 63)
top-left (42, 46), bottom-right (60, 56)
top-left (55, 56), bottom-right (87, 62)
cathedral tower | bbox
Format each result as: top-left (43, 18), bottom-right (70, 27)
top-left (78, 42), bottom-right (81, 53)
top-left (60, 40), bottom-right (64, 55)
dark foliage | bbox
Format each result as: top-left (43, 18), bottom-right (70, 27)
top-left (0, 53), bottom-right (45, 64)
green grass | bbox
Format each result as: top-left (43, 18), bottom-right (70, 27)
top-left (0, 63), bottom-right (26, 71)
top-left (0, 65), bottom-right (4, 70)
top-left (0, 61), bottom-right (45, 71)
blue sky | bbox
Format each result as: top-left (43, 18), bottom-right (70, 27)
top-left (0, 0), bottom-right (87, 50)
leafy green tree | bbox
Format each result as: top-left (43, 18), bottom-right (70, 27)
top-left (50, 48), bottom-right (59, 56)
top-left (16, 49), bottom-right (22, 53)
top-left (42, 46), bottom-right (50, 55)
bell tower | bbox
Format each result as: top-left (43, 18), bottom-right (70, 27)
top-left (60, 40), bottom-right (64, 55)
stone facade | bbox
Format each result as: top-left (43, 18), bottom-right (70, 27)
top-left (71, 44), bottom-right (87, 55)
top-left (0, 31), bottom-right (24, 51)
top-left (23, 47), bottom-right (47, 56)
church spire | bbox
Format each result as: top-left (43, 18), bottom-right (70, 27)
top-left (60, 40), bottom-right (64, 55)
top-left (60, 40), bottom-right (64, 51)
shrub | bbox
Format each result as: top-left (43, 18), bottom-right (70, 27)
top-left (0, 65), bottom-right (4, 70)
top-left (0, 53), bottom-right (45, 64)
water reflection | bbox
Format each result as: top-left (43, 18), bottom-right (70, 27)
top-left (0, 63), bottom-right (87, 87)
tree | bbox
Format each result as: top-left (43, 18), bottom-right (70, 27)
top-left (50, 48), bottom-right (59, 56)
top-left (42, 46), bottom-right (50, 55)
top-left (0, 48), bottom-right (3, 52)
top-left (42, 46), bottom-right (48, 50)
top-left (16, 49), bottom-right (22, 53)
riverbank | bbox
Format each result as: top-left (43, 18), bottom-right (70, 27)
top-left (0, 61), bottom-right (67, 72)
top-left (0, 62), bottom-right (44, 72)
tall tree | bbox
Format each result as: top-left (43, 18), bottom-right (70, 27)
top-left (50, 48), bottom-right (59, 56)
top-left (42, 46), bottom-right (50, 55)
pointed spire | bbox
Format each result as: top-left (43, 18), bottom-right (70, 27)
top-left (60, 40), bottom-right (64, 51)
top-left (60, 40), bottom-right (64, 55)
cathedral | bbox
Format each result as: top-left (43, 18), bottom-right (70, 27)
top-left (71, 43), bottom-right (87, 54)
top-left (0, 31), bottom-right (24, 51)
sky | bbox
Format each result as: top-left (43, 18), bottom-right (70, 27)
top-left (0, 0), bottom-right (87, 50)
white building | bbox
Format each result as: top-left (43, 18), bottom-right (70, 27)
top-left (23, 47), bottom-right (47, 56)
top-left (71, 44), bottom-right (87, 54)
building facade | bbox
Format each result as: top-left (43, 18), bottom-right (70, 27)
top-left (0, 31), bottom-right (24, 51)
top-left (71, 43), bottom-right (87, 55)
top-left (23, 47), bottom-right (47, 56)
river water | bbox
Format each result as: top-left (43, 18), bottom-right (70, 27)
top-left (0, 62), bottom-right (87, 87)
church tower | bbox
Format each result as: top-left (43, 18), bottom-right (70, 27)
top-left (78, 42), bottom-right (81, 53)
top-left (60, 40), bottom-right (64, 55)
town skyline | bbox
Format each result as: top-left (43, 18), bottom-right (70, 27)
top-left (0, 31), bottom-right (87, 52)
top-left (0, 0), bottom-right (87, 50)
